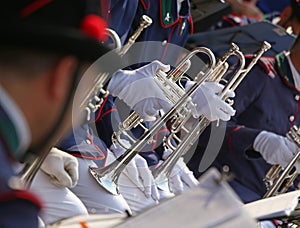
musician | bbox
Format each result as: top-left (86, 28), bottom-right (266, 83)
top-left (0, 0), bottom-right (111, 227)
top-left (188, 33), bottom-right (300, 204)
top-left (213, 0), bottom-right (299, 35)
top-left (94, 0), bottom-right (236, 213)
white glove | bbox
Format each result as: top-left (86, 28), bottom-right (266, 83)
top-left (185, 81), bottom-right (236, 121)
top-left (110, 140), bottom-right (160, 201)
top-left (163, 149), bottom-right (199, 194)
top-left (40, 147), bottom-right (79, 188)
top-left (107, 60), bottom-right (172, 121)
top-left (253, 131), bottom-right (300, 171)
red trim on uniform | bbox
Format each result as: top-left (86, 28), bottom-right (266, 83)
top-left (0, 190), bottom-right (42, 209)
top-left (95, 95), bottom-right (109, 122)
top-left (20, 0), bottom-right (52, 18)
top-left (228, 126), bottom-right (244, 154)
top-left (257, 57), bottom-right (276, 78)
top-left (275, 61), bottom-right (300, 93)
top-left (149, 128), bottom-right (170, 151)
top-left (159, 0), bottom-right (180, 28)
top-left (70, 153), bottom-right (106, 160)
top-left (98, 108), bottom-right (118, 121)
top-left (160, 24), bottom-right (177, 62)
top-left (292, 99), bottom-right (300, 126)
top-left (140, 0), bottom-right (150, 10)
top-left (87, 129), bottom-right (106, 160)
top-left (272, 219), bottom-right (279, 227)
top-left (187, 15), bottom-right (194, 34)
top-left (222, 16), bottom-right (238, 27)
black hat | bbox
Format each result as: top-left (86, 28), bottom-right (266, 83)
top-left (0, 0), bottom-right (110, 61)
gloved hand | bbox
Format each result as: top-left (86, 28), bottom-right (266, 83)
top-left (253, 131), bottom-right (300, 171)
top-left (185, 81), bottom-right (236, 121)
top-left (107, 60), bottom-right (171, 121)
top-left (163, 149), bottom-right (199, 194)
top-left (40, 147), bottom-right (79, 188)
top-left (110, 140), bottom-right (160, 201)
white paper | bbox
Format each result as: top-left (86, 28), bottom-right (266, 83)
top-left (117, 168), bottom-right (257, 228)
top-left (243, 190), bottom-right (300, 220)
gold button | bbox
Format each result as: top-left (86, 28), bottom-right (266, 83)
top-left (289, 115), bottom-right (295, 122)
top-left (162, 40), bottom-right (167, 46)
top-left (86, 139), bottom-right (91, 144)
top-left (295, 95), bottom-right (300, 101)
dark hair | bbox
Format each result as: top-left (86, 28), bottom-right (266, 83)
top-left (290, 0), bottom-right (300, 22)
top-left (0, 46), bottom-right (63, 78)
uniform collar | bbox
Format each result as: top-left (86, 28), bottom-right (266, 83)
top-left (160, 0), bottom-right (190, 27)
top-left (276, 52), bottom-right (295, 86)
top-left (287, 54), bottom-right (300, 91)
top-left (0, 85), bottom-right (31, 160)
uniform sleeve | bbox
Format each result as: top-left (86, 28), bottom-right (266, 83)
top-left (0, 190), bottom-right (42, 228)
top-left (225, 64), bottom-right (269, 156)
top-left (94, 95), bottom-right (121, 147)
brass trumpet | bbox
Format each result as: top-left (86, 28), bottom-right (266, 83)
top-left (263, 125), bottom-right (300, 198)
top-left (152, 41), bottom-right (271, 191)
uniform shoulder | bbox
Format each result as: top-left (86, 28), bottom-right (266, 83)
top-left (245, 55), bottom-right (276, 78)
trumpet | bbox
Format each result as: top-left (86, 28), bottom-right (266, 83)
top-left (152, 41), bottom-right (271, 191)
top-left (89, 42), bottom-right (262, 195)
top-left (89, 45), bottom-right (226, 195)
top-left (111, 46), bottom-right (216, 149)
top-left (263, 125), bottom-right (300, 198)
top-left (119, 15), bottom-right (152, 56)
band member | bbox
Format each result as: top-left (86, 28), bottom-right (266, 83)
top-left (188, 33), bottom-right (300, 204)
top-left (0, 0), bottom-right (110, 227)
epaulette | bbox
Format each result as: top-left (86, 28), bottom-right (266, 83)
top-left (245, 55), bottom-right (276, 78)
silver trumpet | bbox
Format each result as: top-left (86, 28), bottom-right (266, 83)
top-left (18, 29), bottom-right (123, 189)
top-left (118, 15), bottom-right (152, 56)
top-left (83, 28), bottom-right (122, 122)
top-left (152, 41), bottom-right (271, 192)
top-left (111, 46), bottom-right (216, 149)
top-left (89, 42), bottom-right (263, 195)
top-left (263, 125), bottom-right (300, 198)
top-left (84, 15), bottom-right (152, 122)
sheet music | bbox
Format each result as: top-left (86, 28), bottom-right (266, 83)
top-left (117, 168), bottom-right (257, 228)
top-left (243, 190), bottom-right (300, 221)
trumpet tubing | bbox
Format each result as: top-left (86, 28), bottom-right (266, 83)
top-left (263, 125), bottom-right (300, 198)
top-left (153, 42), bottom-right (271, 191)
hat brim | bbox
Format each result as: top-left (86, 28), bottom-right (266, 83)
top-left (0, 22), bottom-right (111, 62)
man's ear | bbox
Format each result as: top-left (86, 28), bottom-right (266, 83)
top-left (47, 56), bottom-right (78, 102)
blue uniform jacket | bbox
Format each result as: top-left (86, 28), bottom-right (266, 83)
top-left (0, 103), bottom-right (41, 227)
top-left (58, 124), bottom-right (108, 168)
top-left (188, 52), bottom-right (300, 203)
